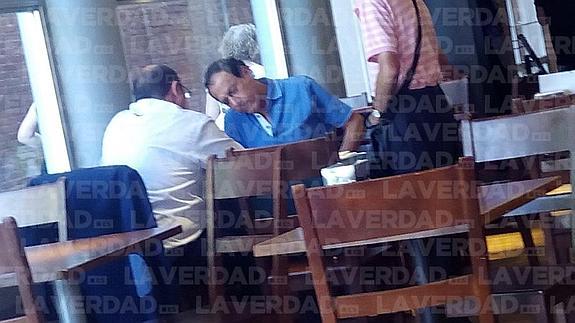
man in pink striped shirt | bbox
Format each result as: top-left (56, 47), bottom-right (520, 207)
top-left (355, 2), bottom-right (468, 323)
top-left (355, 0), bottom-right (441, 104)
top-left (354, 0), bottom-right (461, 177)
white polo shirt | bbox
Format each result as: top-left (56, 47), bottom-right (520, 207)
top-left (101, 98), bottom-right (243, 248)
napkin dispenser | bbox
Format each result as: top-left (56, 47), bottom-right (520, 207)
top-left (321, 152), bottom-right (369, 186)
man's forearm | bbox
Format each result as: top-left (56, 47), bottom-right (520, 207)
top-left (340, 112), bottom-right (365, 152)
top-left (374, 52), bottom-right (400, 112)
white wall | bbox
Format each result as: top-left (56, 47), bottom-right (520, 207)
top-left (330, 0), bottom-right (371, 98)
top-left (251, 0), bottom-right (289, 79)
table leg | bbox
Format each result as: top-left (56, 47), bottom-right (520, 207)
top-left (52, 279), bottom-right (88, 323)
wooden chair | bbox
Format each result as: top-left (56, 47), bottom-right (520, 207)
top-left (0, 217), bottom-right (43, 323)
top-left (227, 135), bottom-right (340, 236)
top-left (0, 179), bottom-right (67, 242)
top-left (0, 181), bottom-right (65, 322)
top-left (206, 147), bottom-right (282, 303)
top-left (459, 106), bottom-right (574, 253)
top-left (459, 105), bottom-right (575, 321)
top-left (230, 136), bottom-right (341, 320)
top-left (292, 157), bottom-right (494, 323)
top-left (512, 94), bottom-right (575, 115)
top-left (206, 136), bottom-right (340, 318)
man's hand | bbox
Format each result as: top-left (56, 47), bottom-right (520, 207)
top-left (340, 112), bottom-right (365, 152)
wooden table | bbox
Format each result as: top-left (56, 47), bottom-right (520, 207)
top-left (1, 225), bottom-right (182, 323)
top-left (253, 177), bottom-right (561, 257)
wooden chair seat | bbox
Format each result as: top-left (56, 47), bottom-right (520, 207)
top-left (254, 225), bottom-right (471, 258)
top-left (504, 184), bottom-right (571, 218)
top-left (215, 234), bottom-right (273, 254)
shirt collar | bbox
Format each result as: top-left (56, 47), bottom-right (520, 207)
top-left (129, 98), bottom-right (182, 116)
top-left (263, 78), bottom-right (282, 101)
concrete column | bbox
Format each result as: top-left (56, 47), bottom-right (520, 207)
top-left (250, 0), bottom-right (289, 79)
top-left (276, 0), bottom-right (345, 96)
top-left (43, 0), bottom-right (131, 168)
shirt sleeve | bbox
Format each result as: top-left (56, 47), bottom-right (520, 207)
top-left (307, 77), bottom-right (353, 128)
top-left (354, 0), bottom-right (397, 62)
top-left (198, 118), bottom-right (243, 161)
top-left (223, 111), bottom-right (244, 146)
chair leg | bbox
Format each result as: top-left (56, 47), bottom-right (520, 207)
top-left (525, 293), bottom-right (552, 323)
top-left (544, 294), bottom-right (570, 323)
top-left (541, 213), bottom-right (559, 266)
top-left (208, 254), bottom-right (226, 306)
top-left (516, 216), bottom-right (540, 266)
top-left (476, 294), bottom-right (496, 323)
top-left (545, 299), bottom-right (558, 323)
top-left (553, 303), bottom-right (568, 323)
top-left (268, 255), bottom-right (297, 323)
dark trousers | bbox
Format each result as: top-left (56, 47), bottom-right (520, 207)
top-left (164, 232), bottom-right (208, 312)
top-left (369, 86), bottom-right (467, 322)
top-left (406, 237), bottom-right (471, 323)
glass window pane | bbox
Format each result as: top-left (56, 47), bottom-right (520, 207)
top-left (0, 12), bottom-right (44, 192)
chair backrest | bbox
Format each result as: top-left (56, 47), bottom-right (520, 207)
top-left (339, 92), bottom-right (368, 109)
top-left (293, 157), bottom-right (479, 247)
top-left (460, 105), bottom-right (575, 191)
top-left (440, 77), bottom-right (469, 113)
top-left (0, 217), bottom-right (42, 323)
top-left (228, 135), bottom-right (340, 182)
top-left (292, 158), bottom-right (489, 321)
top-left (0, 179), bottom-right (67, 242)
top-left (460, 106), bottom-right (575, 163)
top-left (279, 135), bottom-right (340, 182)
top-left (209, 147), bottom-right (281, 201)
top-left (226, 135), bottom-right (340, 233)
top-left (206, 147), bottom-right (282, 239)
top-left (29, 166), bottom-right (155, 239)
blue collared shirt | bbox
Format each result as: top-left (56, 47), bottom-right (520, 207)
top-left (224, 76), bottom-right (353, 148)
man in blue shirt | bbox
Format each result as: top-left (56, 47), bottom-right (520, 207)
top-left (204, 58), bottom-right (364, 150)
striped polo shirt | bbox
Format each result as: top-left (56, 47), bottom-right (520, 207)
top-left (354, 0), bottom-right (442, 92)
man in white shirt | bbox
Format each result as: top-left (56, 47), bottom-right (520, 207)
top-left (101, 64), bottom-right (242, 249)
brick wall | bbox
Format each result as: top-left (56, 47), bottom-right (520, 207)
top-left (117, 0), bottom-right (254, 112)
top-left (225, 0), bottom-right (254, 26)
top-left (0, 13), bottom-right (41, 193)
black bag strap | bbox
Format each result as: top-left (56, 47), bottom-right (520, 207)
top-left (398, 0), bottom-right (423, 92)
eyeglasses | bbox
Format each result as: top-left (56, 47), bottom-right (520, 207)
top-left (179, 82), bottom-right (192, 99)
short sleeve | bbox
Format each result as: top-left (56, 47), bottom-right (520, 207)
top-left (354, 0), bottom-right (398, 62)
top-left (198, 119), bottom-right (243, 159)
top-left (223, 111), bottom-right (244, 145)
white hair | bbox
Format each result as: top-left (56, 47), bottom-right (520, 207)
top-left (218, 23), bottom-right (260, 61)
